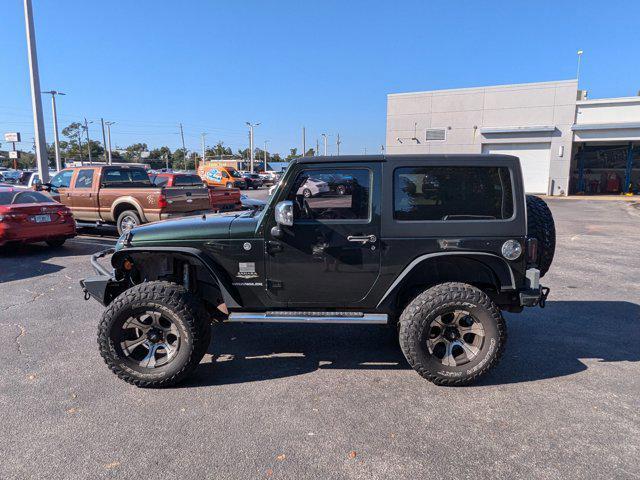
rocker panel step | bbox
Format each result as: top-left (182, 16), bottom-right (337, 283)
top-left (228, 312), bottom-right (388, 324)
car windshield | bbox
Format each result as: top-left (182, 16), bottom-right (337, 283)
top-left (0, 189), bottom-right (52, 205)
top-left (228, 168), bottom-right (242, 178)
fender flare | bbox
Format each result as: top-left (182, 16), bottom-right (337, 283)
top-left (376, 251), bottom-right (516, 308)
top-left (111, 246), bottom-right (241, 308)
top-left (111, 197), bottom-right (147, 223)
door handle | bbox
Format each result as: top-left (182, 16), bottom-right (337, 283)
top-left (347, 234), bottom-right (377, 244)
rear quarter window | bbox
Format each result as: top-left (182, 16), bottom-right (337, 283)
top-left (394, 166), bottom-right (514, 221)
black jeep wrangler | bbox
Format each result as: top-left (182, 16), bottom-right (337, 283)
top-left (82, 155), bottom-right (554, 387)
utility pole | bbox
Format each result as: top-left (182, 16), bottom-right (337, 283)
top-left (245, 122), bottom-right (260, 173)
top-left (179, 123), bottom-right (187, 170)
top-left (321, 133), bottom-right (328, 156)
top-left (100, 118), bottom-right (108, 164)
top-left (200, 132), bottom-right (206, 171)
top-left (336, 133), bottom-right (341, 156)
top-left (316, 138), bottom-right (319, 156)
top-left (83, 118), bottom-right (93, 164)
top-left (23, 0), bottom-right (49, 182)
top-left (42, 91), bottom-right (65, 171)
top-left (105, 121), bottom-right (115, 165)
top-left (302, 126), bottom-right (306, 157)
top-left (263, 140), bottom-right (268, 170)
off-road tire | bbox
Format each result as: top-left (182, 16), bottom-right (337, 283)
top-left (399, 282), bottom-right (506, 386)
top-left (525, 195), bottom-right (555, 277)
top-left (46, 238), bottom-right (66, 248)
top-left (97, 281), bottom-right (211, 388)
top-left (302, 188), bottom-right (312, 198)
top-left (116, 210), bottom-right (141, 235)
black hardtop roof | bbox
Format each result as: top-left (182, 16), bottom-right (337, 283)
top-left (294, 153), bottom-right (519, 165)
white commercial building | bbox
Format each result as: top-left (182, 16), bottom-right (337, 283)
top-left (386, 80), bottom-right (640, 195)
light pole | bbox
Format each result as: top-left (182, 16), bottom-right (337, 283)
top-left (200, 132), bottom-right (207, 171)
top-left (246, 122), bottom-right (260, 173)
top-left (41, 91), bottom-right (65, 171)
top-left (23, 0), bottom-right (49, 182)
top-left (302, 126), bottom-right (306, 157)
top-left (321, 133), bottom-right (328, 156)
top-left (576, 50), bottom-right (584, 84)
top-left (263, 140), bottom-right (269, 170)
top-left (83, 118), bottom-right (93, 164)
top-left (179, 123), bottom-right (187, 170)
top-left (336, 133), bottom-right (341, 156)
top-left (105, 121), bottom-right (115, 165)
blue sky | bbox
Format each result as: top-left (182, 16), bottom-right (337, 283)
top-left (1, 0), bottom-right (639, 157)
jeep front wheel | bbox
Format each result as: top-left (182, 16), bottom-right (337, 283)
top-left (97, 281), bottom-right (211, 387)
top-left (399, 282), bottom-right (506, 386)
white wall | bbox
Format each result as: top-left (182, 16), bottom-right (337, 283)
top-left (386, 80), bottom-right (578, 195)
top-left (574, 97), bottom-right (640, 142)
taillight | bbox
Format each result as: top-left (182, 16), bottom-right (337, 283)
top-left (526, 237), bottom-right (539, 265)
top-left (158, 193), bottom-right (168, 209)
top-left (0, 213), bottom-right (27, 222)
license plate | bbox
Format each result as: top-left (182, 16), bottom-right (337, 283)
top-left (34, 214), bottom-right (51, 223)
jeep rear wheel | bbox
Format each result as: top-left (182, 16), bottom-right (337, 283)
top-left (97, 281), bottom-right (211, 387)
top-left (526, 195), bottom-right (556, 277)
top-left (399, 282), bottom-right (506, 386)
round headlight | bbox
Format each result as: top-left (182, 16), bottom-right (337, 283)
top-left (501, 240), bottom-right (522, 260)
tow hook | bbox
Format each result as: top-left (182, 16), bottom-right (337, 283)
top-left (83, 289), bottom-right (91, 301)
top-left (539, 287), bottom-right (550, 308)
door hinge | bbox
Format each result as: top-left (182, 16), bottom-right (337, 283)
top-left (266, 279), bottom-right (283, 290)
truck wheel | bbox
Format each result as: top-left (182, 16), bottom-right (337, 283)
top-left (117, 210), bottom-right (141, 235)
top-left (225, 182), bottom-right (233, 189)
top-left (46, 238), bottom-right (66, 248)
top-left (525, 195), bottom-right (555, 277)
top-left (399, 282), bottom-right (506, 386)
top-left (302, 188), bottom-right (312, 198)
top-left (97, 281), bottom-right (211, 388)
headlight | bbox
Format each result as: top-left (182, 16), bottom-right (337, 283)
top-left (501, 240), bottom-right (522, 260)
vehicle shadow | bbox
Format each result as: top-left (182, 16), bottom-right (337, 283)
top-left (185, 300), bottom-right (640, 387)
top-left (0, 238), bottom-right (113, 283)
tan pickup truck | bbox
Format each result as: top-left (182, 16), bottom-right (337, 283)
top-left (43, 165), bottom-right (212, 234)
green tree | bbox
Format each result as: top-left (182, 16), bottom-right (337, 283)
top-left (124, 143), bottom-right (148, 162)
top-left (285, 148), bottom-right (301, 161)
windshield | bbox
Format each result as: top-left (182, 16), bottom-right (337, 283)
top-left (227, 168), bottom-right (242, 178)
top-left (0, 189), bottom-right (52, 205)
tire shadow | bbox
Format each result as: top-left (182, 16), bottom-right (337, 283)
top-left (184, 300), bottom-right (640, 388)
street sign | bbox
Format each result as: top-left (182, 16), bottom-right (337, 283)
top-left (9, 151), bottom-right (20, 159)
top-left (4, 132), bottom-right (21, 143)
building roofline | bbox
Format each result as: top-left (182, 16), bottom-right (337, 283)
top-left (388, 79), bottom-right (578, 97)
top-left (577, 96), bottom-right (640, 106)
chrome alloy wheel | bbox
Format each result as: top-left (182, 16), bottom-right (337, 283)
top-left (120, 214), bottom-right (138, 233)
top-left (119, 311), bottom-right (181, 368)
top-left (426, 310), bottom-right (485, 367)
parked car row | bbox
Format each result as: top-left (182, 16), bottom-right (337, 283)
top-left (0, 164), bottom-right (266, 249)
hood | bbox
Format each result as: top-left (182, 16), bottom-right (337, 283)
top-left (129, 211), bottom-right (247, 244)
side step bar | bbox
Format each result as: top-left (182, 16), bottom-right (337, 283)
top-left (228, 312), bottom-right (388, 324)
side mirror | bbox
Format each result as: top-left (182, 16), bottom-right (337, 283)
top-left (274, 200), bottom-right (293, 227)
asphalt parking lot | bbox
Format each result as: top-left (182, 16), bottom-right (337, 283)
top-left (1, 196), bottom-right (639, 480)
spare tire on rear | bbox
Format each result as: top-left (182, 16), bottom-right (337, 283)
top-left (526, 195), bottom-right (555, 277)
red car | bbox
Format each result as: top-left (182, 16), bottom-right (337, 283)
top-left (0, 186), bottom-right (76, 248)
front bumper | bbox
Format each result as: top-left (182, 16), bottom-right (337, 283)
top-left (80, 248), bottom-right (123, 306)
